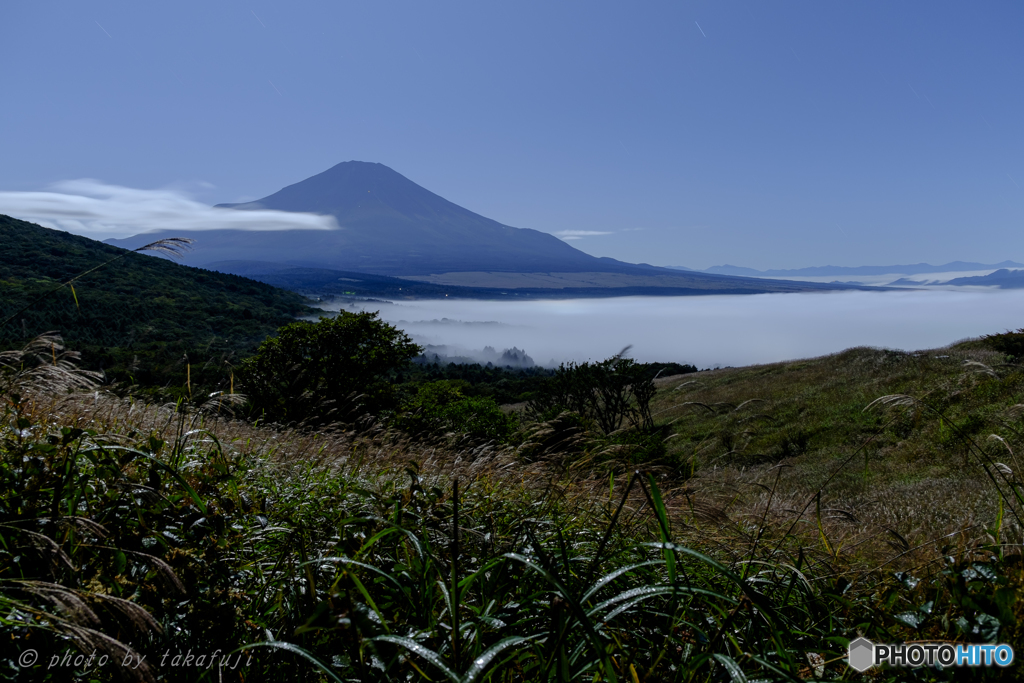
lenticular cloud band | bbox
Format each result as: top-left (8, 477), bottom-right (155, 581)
top-left (0, 180), bottom-right (339, 239)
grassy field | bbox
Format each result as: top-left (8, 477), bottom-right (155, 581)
top-left (2, 334), bottom-right (1022, 681)
top-left (651, 342), bottom-right (1024, 566)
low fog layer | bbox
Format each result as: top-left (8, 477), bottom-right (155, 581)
top-left (416, 344), bottom-right (536, 368)
top-left (319, 290), bottom-right (1024, 368)
top-left (0, 180), bottom-right (337, 240)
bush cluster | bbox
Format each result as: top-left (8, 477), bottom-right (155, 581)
top-left (237, 312), bottom-right (421, 424)
top-left (393, 380), bottom-right (519, 443)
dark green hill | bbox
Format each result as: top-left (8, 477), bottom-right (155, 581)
top-left (0, 215), bottom-right (317, 393)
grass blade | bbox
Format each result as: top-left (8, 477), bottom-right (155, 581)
top-left (461, 636), bottom-right (533, 683)
top-left (228, 641), bottom-right (345, 683)
top-left (503, 553), bottom-right (618, 683)
top-left (372, 635), bottom-right (460, 682)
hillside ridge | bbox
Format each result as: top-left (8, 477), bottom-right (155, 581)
top-left (0, 214), bottom-right (315, 391)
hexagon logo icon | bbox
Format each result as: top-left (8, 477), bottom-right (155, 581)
top-left (848, 637), bottom-right (875, 672)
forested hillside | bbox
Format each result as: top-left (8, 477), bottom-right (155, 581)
top-left (0, 215), bottom-right (316, 392)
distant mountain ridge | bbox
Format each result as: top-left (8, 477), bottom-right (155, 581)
top-left (207, 260), bottom-right (871, 299)
top-left (944, 269), bottom-right (1024, 288)
top-left (668, 261), bottom-right (1024, 277)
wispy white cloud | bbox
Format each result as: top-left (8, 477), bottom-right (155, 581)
top-left (552, 229), bottom-right (614, 241)
top-left (0, 179), bottom-right (338, 240)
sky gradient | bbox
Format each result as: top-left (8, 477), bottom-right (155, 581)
top-left (2, 1), bottom-right (1022, 269)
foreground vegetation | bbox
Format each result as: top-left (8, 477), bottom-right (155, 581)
top-left (3, 329), bottom-right (1024, 681)
top-left (4, 224), bottom-right (1024, 680)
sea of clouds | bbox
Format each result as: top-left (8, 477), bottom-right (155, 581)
top-left (322, 289), bottom-right (1024, 368)
top-left (3, 180), bottom-right (1017, 370)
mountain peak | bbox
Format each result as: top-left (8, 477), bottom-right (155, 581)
top-left (216, 160), bottom-right (452, 218)
top-left (128, 161), bottom-right (602, 274)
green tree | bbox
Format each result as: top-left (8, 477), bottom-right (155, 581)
top-left (238, 312), bottom-right (420, 424)
top-left (395, 380), bottom-right (519, 442)
top-left (525, 356), bottom-right (667, 463)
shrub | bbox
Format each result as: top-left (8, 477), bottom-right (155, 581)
top-left (237, 312), bottom-right (420, 424)
top-left (395, 380), bottom-right (519, 442)
top-left (528, 356), bottom-right (655, 434)
top-left (981, 329), bottom-right (1024, 359)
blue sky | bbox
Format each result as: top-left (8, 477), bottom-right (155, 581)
top-left (2, 1), bottom-right (1022, 269)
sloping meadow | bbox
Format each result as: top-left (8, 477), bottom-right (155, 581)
top-left (2, 336), bottom-right (1022, 682)
top-left (654, 345), bottom-right (1024, 563)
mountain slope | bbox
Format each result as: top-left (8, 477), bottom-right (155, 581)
top-left (0, 214), bottom-right (316, 390)
top-left (693, 261), bottom-right (1024, 278)
top-left (105, 161), bottom-right (871, 294)
top-left (945, 268), bottom-right (1024, 288)
top-left (201, 260), bottom-right (856, 298)
top-left (110, 161), bottom-right (611, 275)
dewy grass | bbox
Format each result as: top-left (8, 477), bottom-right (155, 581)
top-left (3, 335), bottom-right (1024, 681)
